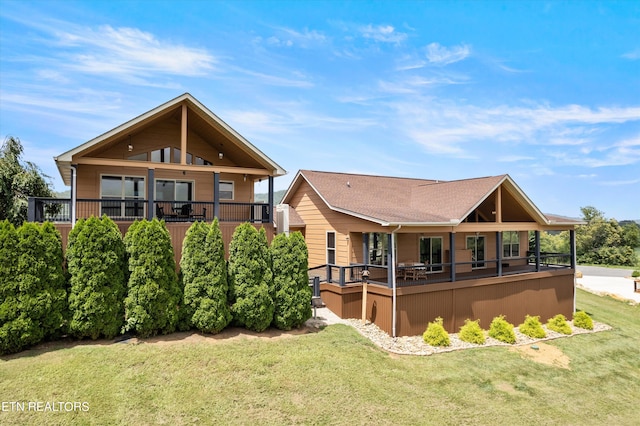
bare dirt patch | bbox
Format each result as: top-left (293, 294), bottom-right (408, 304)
top-left (510, 342), bottom-right (571, 369)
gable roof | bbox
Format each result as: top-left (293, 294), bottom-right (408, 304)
top-left (54, 93), bottom-right (286, 185)
top-left (282, 170), bottom-right (563, 226)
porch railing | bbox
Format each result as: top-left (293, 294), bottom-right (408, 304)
top-left (28, 197), bottom-right (271, 224)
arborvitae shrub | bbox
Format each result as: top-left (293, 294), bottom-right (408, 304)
top-left (0, 222), bottom-right (66, 354)
top-left (228, 223), bottom-right (274, 332)
top-left (547, 314), bottom-right (572, 335)
top-left (422, 317), bottom-right (450, 347)
top-left (573, 311), bottom-right (594, 330)
top-left (67, 216), bottom-right (126, 339)
top-left (181, 219), bottom-right (232, 333)
top-left (123, 219), bottom-right (181, 337)
top-left (271, 232), bottom-right (312, 330)
top-left (488, 315), bottom-right (516, 344)
top-left (459, 319), bottom-right (485, 344)
top-left (519, 315), bottom-right (546, 338)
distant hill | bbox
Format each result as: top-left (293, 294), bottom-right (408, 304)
top-left (254, 189), bottom-right (286, 204)
top-left (54, 190), bottom-right (70, 198)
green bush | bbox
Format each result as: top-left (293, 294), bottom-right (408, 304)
top-left (488, 315), bottom-right (516, 344)
top-left (518, 315), bottom-right (546, 338)
top-left (181, 219), bottom-right (232, 334)
top-left (270, 232), bottom-right (312, 330)
top-left (547, 314), bottom-right (572, 335)
top-left (1, 222), bottom-right (67, 354)
top-left (459, 319), bottom-right (485, 344)
top-left (632, 270), bottom-right (640, 278)
top-left (573, 311), bottom-right (594, 330)
top-left (422, 317), bottom-right (450, 347)
top-left (228, 223), bottom-right (274, 332)
top-left (123, 219), bottom-right (181, 338)
top-left (67, 216), bottom-right (126, 339)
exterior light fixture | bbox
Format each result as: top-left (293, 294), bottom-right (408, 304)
top-left (243, 174), bottom-right (247, 182)
top-left (219, 152), bottom-right (223, 160)
top-left (128, 144), bottom-right (133, 152)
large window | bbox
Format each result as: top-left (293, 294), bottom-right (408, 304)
top-left (100, 175), bottom-right (145, 218)
top-left (503, 231), bottom-right (520, 258)
top-left (420, 236), bottom-right (443, 272)
top-left (367, 233), bottom-right (389, 266)
top-left (466, 235), bottom-right (486, 269)
top-left (327, 231), bottom-right (336, 264)
top-left (151, 147), bottom-right (171, 163)
top-left (155, 179), bottom-right (193, 202)
top-left (219, 181), bottom-right (234, 200)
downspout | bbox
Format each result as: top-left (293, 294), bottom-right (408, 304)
top-left (391, 225), bottom-right (402, 338)
top-left (70, 165), bottom-right (77, 226)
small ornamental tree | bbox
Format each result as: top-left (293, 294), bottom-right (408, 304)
top-left (67, 216), bottom-right (126, 339)
top-left (422, 317), bottom-right (450, 347)
top-left (519, 315), bottom-right (546, 338)
top-left (181, 219), bottom-right (232, 333)
top-left (573, 311), bottom-right (594, 330)
top-left (123, 219), bottom-right (181, 337)
top-left (547, 314), bottom-right (572, 335)
top-left (270, 231), bottom-right (312, 330)
top-left (459, 319), bottom-right (486, 344)
top-left (228, 223), bottom-right (274, 332)
top-left (488, 315), bottom-right (516, 344)
top-left (0, 222), bottom-right (66, 354)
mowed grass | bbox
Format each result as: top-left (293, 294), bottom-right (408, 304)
top-left (1, 289), bottom-right (638, 425)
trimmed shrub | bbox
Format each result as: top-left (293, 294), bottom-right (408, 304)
top-left (271, 231), bottom-right (312, 330)
top-left (422, 317), bottom-right (450, 347)
top-left (519, 315), bottom-right (546, 338)
top-left (488, 315), bottom-right (516, 344)
top-left (459, 319), bottom-right (485, 344)
top-left (181, 219), bottom-right (232, 334)
top-left (0, 220), bottom-right (21, 354)
top-left (573, 311), bottom-right (594, 330)
top-left (67, 216), bottom-right (126, 339)
top-left (547, 314), bottom-right (572, 335)
top-left (632, 270), bottom-right (640, 278)
top-left (228, 223), bottom-right (274, 332)
top-left (123, 219), bottom-right (181, 338)
top-left (1, 222), bottom-right (66, 354)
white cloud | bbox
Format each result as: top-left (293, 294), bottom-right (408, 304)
top-left (360, 24), bottom-right (407, 43)
top-left (426, 42), bottom-right (471, 65)
top-left (621, 48), bottom-right (640, 60)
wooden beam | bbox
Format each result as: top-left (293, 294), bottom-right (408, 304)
top-left (181, 103), bottom-right (187, 165)
top-left (73, 157), bottom-right (271, 176)
top-left (496, 185), bottom-right (502, 223)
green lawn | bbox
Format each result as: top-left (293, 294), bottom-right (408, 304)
top-left (1, 289), bottom-right (639, 425)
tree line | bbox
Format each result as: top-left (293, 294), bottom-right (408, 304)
top-left (1, 217), bottom-right (311, 355)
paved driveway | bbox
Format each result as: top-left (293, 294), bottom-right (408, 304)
top-left (576, 265), bottom-right (640, 303)
top-left (578, 265), bottom-right (635, 278)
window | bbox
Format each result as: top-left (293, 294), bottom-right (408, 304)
top-left (367, 232), bottom-right (389, 266)
top-left (100, 175), bottom-right (145, 218)
top-left (195, 156), bottom-right (212, 166)
top-left (503, 231), bottom-right (520, 258)
top-left (151, 147), bottom-right (171, 163)
top-left (219, 181), bottom-right (234, 200)
top-left (420, 237), bottom-right (443, 272)
top-left (155, 179), bottom-right (193, 201)
top-left (172, 148), bottom-right (193, 165)
top-left (127, 152), bottom-right (147, 161)
top-left (466, 235), bottom-right (486, 269)
top-left (327, 231), bottom-right (336, 264)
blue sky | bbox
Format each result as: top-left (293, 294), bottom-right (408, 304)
top-left (1, 0), bottom-right (639, 220)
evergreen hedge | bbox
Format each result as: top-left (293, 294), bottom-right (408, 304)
top-left (0, 222), bottom-right (66, 354)
top-left (228, 223), bottom-right (274, 332)
top-left (270, 231), bottom-right (312, 330)
top-left (123, 219), bottom-right (181, 337)
top-left (67, 216), bottom-right (126, 339)
top-left (181, 219), bottom-right (232, 333)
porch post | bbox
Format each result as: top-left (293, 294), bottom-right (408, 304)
top-left (570, 229), bottom-right (576, 269)
top-left (535, 230), bottom-right (541, 272)
top-left (147, 168), bottom-right (154, 220)
top-left (362, 233), bottom-right (369, 265)
top-left (213, 172), bottom-right (220, 219)
top-left (449, 232), bottom-right (456, 282)
top-left (268, 175), bottom-right (274, 223)
top-left (71, 165), bottom-right (77, 225)
top-left (387, 233), bottom-right (393, 288)
top-left (496, 231), bottom-right (503, 277)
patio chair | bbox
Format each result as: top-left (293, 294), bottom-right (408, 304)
top-left (155, 204), bottom-right (164, 219)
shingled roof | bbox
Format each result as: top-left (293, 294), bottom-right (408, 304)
top-left (282, 170), bottom-right (562, 226)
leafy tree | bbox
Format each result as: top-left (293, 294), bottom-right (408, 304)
top-left (123, 219), bottom-right (181, 337)
top-left (0, 222), bottom-right (66, 354)
top-left (576, 206), bottom-right (638, 266)
top-left (270, 231), bottom-right (312, 330)
top-left (228, 223), bottom-right (273, 332)
top-left (181, 219), bottom-right (232, 333)
top-left (0, 136), bottom-right (53, 226)
top-left (67, 216), bottom-right (126, 339)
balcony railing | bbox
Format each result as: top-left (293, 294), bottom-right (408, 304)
top-left (28, 198), bottom-right (271, 224)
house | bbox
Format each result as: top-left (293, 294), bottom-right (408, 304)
top-left (29, 93), bottom-right (286, 261)
top-left (279, 170), bottom-right (582, 336)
